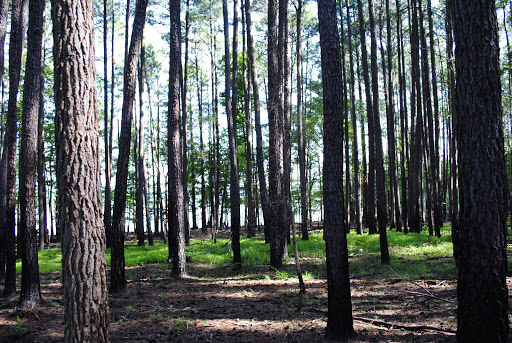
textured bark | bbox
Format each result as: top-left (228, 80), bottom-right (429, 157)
top-left (18, 0), bottom-right (45, 308)
top-left (168, 0), bottom-right (186, 277)
top-left (453, 0), bottom-right (509, 341)
top-left (224, 0), bottom-right (242, 267)
top-left (318, 0), bottom-right (354, 338)
top-left (296, 0), bottom-right (309, 240)
top-left (111, 0), bottom-right (148, 292)
top-left (182, 0), bottom-right (190, 243)
top-left (242, 10), bottom-right (256, 238)
top-left (37, 43), bottom-right (48, 251)
top-left (104, 0), bottom-right (112, 249)
top-left (52, 0), bottom-right (109, 339)
top-left (1, 0), bottom-right (28, 297)
top-left (385, 0), bottom-right (401, 233)
top-left (356, 0), bottom-right (376, 234)
top-left (368, 0), bottom-right (388, 264)
top-left (0, 0), bottom-right (10, 282)
top-left (244, 0), bottom-right (269, 242)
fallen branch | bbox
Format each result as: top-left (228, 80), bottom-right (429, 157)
top-left (309, 309), bottom-right (456, 334)
top-left (353, 316), bottom-right (456, 334)
top-left (404, 290), bottom-right (455, 304)
top-left (386, 265), bottom-right (455, 304)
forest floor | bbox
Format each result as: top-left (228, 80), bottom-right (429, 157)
top-left (1, 228), bottom-right (512, 342)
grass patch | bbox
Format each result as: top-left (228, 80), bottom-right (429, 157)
top-left (25, 226), bottom-right (459, 281)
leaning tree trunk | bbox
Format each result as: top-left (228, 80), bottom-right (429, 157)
top-left (452, 0), bottom-right (509, 341)
top-left (110, 0), bottom-right (148, 292)
top-left (18, 0), bottom-right (45, 309)
top-left (52, 0), bottom-right (109, 339)
top-left (318, 0), bottom-right (355, 338)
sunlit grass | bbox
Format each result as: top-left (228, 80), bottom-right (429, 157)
top-left (23, 225), bottom-right (461, 281)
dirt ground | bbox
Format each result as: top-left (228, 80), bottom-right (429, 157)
top-left (1, 236), bottom-right (511, 342)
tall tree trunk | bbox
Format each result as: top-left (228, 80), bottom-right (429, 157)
top-left (453, 0), bottom-right (509, 340)
top-left (296, 0), bottom-right (309, 240)
top-left (0, 0), bottom-right (28, 297)
top-left (224, 0), bottom-right (242, 267)
top-left (385, 0), bottom-right (401, 232)
top-left (427, 0), bottom-right (441, 237)
top-left (368, 0), bottom-right (389, 263)
top-left (242, 8), bottom-right (256, 238)
top-left (196, 50), bottom-right (207, 235)
top-left (209, 8), bottom-right (219, 241)
top-left (139, 44), bottom-right (153, 246)
top-left (37, 43), bottom-right (47, 251)
top-left (268, 0), bottom-right (287, 268)
top-left (318, 0), bottom-right (355, 338)
top-left (182, 0), bottom-right (190, 245)
top-left (104, 0), bottom-right (112, 249)
top-left (18, 0), bottom-right (45, 308)
top-left (111, 0), bottom-right (149, 292)
top-left (356, 0), bottom-right (376, 234)
top-left (0, 0), bottom-right (10, 282)
top-left (52, 0), bottom-right (109, 338)
top-left (245, 0), bottom-right (269, 242)
top-left (169, 0), bottom-right (186, 277)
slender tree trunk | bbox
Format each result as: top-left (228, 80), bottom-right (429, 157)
top-left (111, 0), bottom-right (149, 292)
top-left (169, 0), bottom-right (186, 277)
top-left (52, 0), bottom-right (109, 338)
top-left (0, 0), bottom-right (9, 282)
top-left (368, 0), bottom-right (389, 263)
top-left (242, 9), bottom-right (256, 238)
top-left (18, 0), bottom-right (45, 308)
top-left (196, 50), bottom-right (207, 235)
top-left (245, 0), bottom-right (269, 242)
top-left (37, 43), bottom-right (47, 251)
top-left (453, 0), bottom-right (509, 340)
top-left (0, 0), bottom-right (28, 298)
top-left (318, 0), bottom-right (355, 337)
top-left (182, 0), bottom-right (190, 245)
top-left (356, 0), bottom-right (376, 234)
top-left (104, 0), bottom-right (112, 249)
top-left (296, 0), bottom-right (309, 240)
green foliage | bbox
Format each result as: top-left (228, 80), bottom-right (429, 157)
top-left (30, 226), bottom-right (458, 282)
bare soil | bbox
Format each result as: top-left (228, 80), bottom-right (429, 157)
top-left (1, 235), bottom-right (511, 342)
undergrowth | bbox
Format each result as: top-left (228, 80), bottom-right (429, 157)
top-left (18, 225), bottom-right (470, 281)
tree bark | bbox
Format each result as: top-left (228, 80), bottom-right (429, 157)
top-left (110, 0), bottom-right (148, 292)
top-left (453, 0), bottom-right (509, 340)
top-left (169, 0), bottom-right (186, 277)
top-left (0, 0), bottom-right (28, 297)
top-left (52, 0), bottom-right (109, 339)
top-left (104, 0), bottom-right (112, 249)
top-left (18, 0), bottom-right (45, 308)
top-left (318, 0), bottom-right (355, 338)
top-left (245, 0), bottom-right (269, 242)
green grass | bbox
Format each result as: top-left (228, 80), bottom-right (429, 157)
top-left (22, 226), bottom-right (461, 280)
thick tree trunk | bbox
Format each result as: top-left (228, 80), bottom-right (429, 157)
top-left (453, 0), bottom-right (509, 341)
top-left (318, 0), bottom-right (355, 338)
top-left (52, 0), bottom-right (109, 339)
top-left (169, 0), bottom-right (186, 277)
top-left (110, 0), bottom-right (148, 292)
top-left (18, 0), bottom-right (45, 308)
